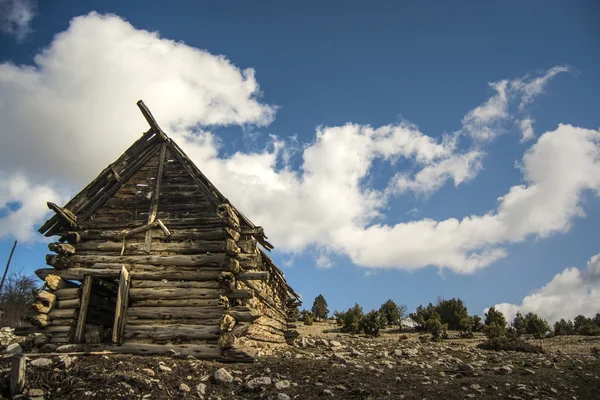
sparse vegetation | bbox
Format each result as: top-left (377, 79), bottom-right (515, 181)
top-left (0, 272), bottom-right (37, 327)
top-left (477, 336), bottom-right (544, 353)
top-left (379, 299), bottom-right (406, 326)
top-left (359, 309), bottom-right (387, 336)
top-left (311, 294), bottom-right (329, 321)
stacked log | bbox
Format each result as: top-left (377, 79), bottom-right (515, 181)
top-left (30, 272), bottom-right (78, 343)
top-left (32, 129), bottom-right (301, 360)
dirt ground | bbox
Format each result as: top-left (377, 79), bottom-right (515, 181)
top-left (2, 321), bottom-right (600, 399)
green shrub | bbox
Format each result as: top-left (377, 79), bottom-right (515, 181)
top-left (340, 304), bottom-right (365, 334)
top-left (477, 337), bottom-right (544, 353)
top-left (303, 314), bottom-right (314, 326)
top-left (484, 322), bottom-right (506, 339)
top-left (379, 299), bottom-right (406, 326)
top-left (511, 312), bottom-right (527, 336)
top-left (459, 317), bottom-right (475, 338)
top-left (554, 319), bottom-right (575, 335)
top-left (425, 312), bottom-right (447, 340)
top-left (484, 306), bottom-right (507, 328)
top-left (523, 312), bottom-right (550, 338)
top-left (471, 315), bottom-right (484, 332)
top-left (360, 309), bottom-right (387, 336)
top-left (435, 298), bottom-right (469, 330)
top-left (573, 314), bottom-right (600, 336)
top-left (409, 303), bottom-right (436, 330)
top-left (311, 294), bottom-right (329, 321)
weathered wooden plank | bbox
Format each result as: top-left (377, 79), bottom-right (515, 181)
top-left (72, 227), bottom-right (233, 241)
top-left (44, 274), bottom-right (78, 290)
top-left (69, 254), bottom-right (226, 267)
top-left (110, 342), bottom-right (252, 361)
top-left (48, 242), bottom-right (76, 256)
top-left (125, 318), bottom-right (220, 326)
top-left (123, 324), bottom-right (220, 340)
top-left (54, 288), bottom-right (80, 300)
top-left (130, 280), bottom-right (220, 289)
top-left (238, 271), bottom-right (269, 281)
top-left (58, 298), bottom-right (80, 309)
top-left (127, 306), bottom-right (225, 320)
top-left (48, 308), bottom-right (77, 320)
top-left (144, 143), bottom-right (167, 251)
top-left (36, 267), bottom-right (222, 281)
top-left (10, 355), bottom-right (26, 396)
top-left (74, 276), bottom-right (93, 344)
top-left (129, 288), bottom-right (237, 301)
top-left (113, 266), bottom-right (131, 344)
top-left (79, 143), bottom-right (161, 222)
top-left (74, 239), bottom-right (239, 255)
top-left (131, 298), bottom-right (221, 307)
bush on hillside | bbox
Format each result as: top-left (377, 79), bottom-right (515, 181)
top-left (425, 312), bottom-right (447, 340)
top-left (409, 303), bottom-right (437, 330)
top-left (524, 312), bottom-right (550, 338)
top-left (360, 309), bottom-right (387, 336)
top-left (303, 314), bottom-right (314, 326)
top-left (554, 319), bottom-right (575, 335)
top-left (435, 298), bottom-right (469, 330)
top-left (478, 337), bottom-right (544, 353)
top-left (338, 304), bottom-right (365, 334)
top-left (379, 299), bottom-right (406, 326)
top-left (573, 314), bottom-right (600, 336)
top-left (484, 306), bottom-right (507, 328)
top-left (0, 272), bottom-right (38, 327)
top-left (512, 312), bottom-right (527, 336)
top-left (484, 322), bottom-right (506, 339)
top-left (311, 294), bottom-right (329, 321)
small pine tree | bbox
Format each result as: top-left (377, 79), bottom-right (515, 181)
top-left (360, 310), bottom-right (387, 336)
top-left (512, 312), bottom-right (527, 336)
top-left (471, 315), bottom-right (484, 332)
top-left (340, 304), bottom-right (364, 334)
top-left (484, 306), bottom-right (507, 328)
top-left (409, 303), bottom-right (436, 330)
top-left (379, 299), bottom-right (403, 326)
top-left (435, 298), bottom-right (469, 330)
top-left (425, 312), bottom-right (447, 340)
top-left (523, 312), bottom-right (550, 338)
top-left (311, 294), bottom-right (329, 321)
top-left (303, 314), bottom-right (314, 326)
top-left (554, 319), bottom-right (575, 335)
top-left (484, 322), bottom-right (506, 339)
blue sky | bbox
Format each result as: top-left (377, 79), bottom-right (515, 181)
top-left (1, 1), bottom-right (599, 322)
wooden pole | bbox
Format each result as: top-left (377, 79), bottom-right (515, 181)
top-left (10, 354), bottom-right (25, 396)
top-left (0, 240), bottom-right (17, 293)
top-left (74, 276), bottom-right (93, 343)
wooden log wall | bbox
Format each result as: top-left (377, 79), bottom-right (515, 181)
top-left (33, 135), bottom-right (300, 360)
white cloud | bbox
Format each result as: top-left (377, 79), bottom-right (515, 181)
top-left (519, 117), bottom-right (535, 142)
top-left (493, 252), bottom-right (600, 324)
top-left (0, 0), bottom-right (35, 42)
top-left (315, 254), bottom-right (334, 269)
top-left (0, 174), bottom-right (64, 242)
top-left (516, 66), bottom-right (569, 110)
top-left (462, 67), bottom-right (569, 141)
top-left (391, 149), bottom-right (484, 196)
top-left (0, 13), bottom-right (594, 275)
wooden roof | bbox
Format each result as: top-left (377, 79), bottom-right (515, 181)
top-left (39, 101), bottom-right (270, 245)
top-left (38, 100), bottom-right (300, 300)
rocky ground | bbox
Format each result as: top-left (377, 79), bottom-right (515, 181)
top-left (1, 322), bottom-right (599, 399)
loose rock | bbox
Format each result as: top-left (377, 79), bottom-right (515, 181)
top-left (214, 368), bottom-right (233, 385)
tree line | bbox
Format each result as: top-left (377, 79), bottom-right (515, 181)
top-left (295, 295), bottom-right (600, 340)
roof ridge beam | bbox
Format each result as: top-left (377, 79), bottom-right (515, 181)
top-left (137, 100), bottom-right (168, 141)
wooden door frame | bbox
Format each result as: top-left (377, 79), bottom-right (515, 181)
top-left (112, 266), bottom-right (131, 344)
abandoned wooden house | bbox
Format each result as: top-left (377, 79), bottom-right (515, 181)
top-left (31, 100), bottom-right (301, 361)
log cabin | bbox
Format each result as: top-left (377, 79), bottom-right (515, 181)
top-left (31, 100), bottom-right (301, 361)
